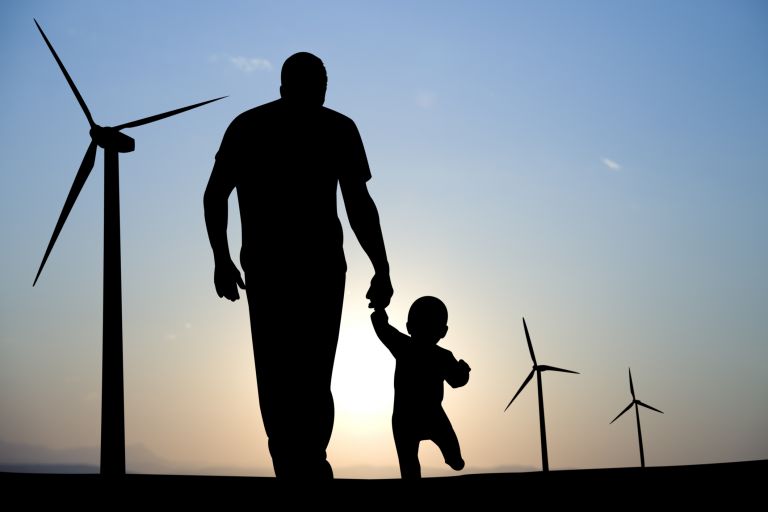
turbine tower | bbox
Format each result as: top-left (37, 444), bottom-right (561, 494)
top-left (505, 318), bottom-right (578, 472)
top-left (32, 19), bottom-right (225, 476)
top-left (610, 368), bottom-right (663, 467)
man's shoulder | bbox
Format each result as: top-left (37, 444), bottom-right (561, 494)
top-left (319, 106), bottom-right (360, 132)
top-left (320, 106), bottom-right (353, 122)
top-left (229, 100), bottom-right (282, 127)
top-left (227, 101), bottom-right (357, 131)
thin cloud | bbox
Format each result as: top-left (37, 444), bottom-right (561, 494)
top-left (601, 157), bottom-right (622, 171)
top-left (415, 90), bottom-right (437, 109)
top-left (228, 56), bottom-right (273, 73)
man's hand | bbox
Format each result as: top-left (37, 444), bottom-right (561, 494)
top-left (366, 273), bottom-right (393, 309)
top-left (214, 260), bottom-right (246, 301)
top-left (370, 307), bottom-right (389, 324)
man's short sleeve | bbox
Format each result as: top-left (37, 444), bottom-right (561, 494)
top-left (341, 119), bottom-right (372, 182)
top-left (215, 116), bottom-right (244, 165)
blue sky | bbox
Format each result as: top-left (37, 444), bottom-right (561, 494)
top-left (1, 1), bottom-right (766, 476)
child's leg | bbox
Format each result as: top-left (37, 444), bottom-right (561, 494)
top-left (431, 409), bottom-right (465, 471)
top-left (393, 419), bottom-right (421, 479)
top-left (394, 436), bottom-right (421, 479)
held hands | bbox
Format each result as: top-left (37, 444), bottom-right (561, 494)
top-left (214, 259), bottom-right (246, 301)
top-left (370, 307), bottom-right (388, 323)
top-left (366, 272), bottom-right (393, 309)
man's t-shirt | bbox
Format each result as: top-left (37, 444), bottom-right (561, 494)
top-left (213, 98), bottom-right (371, 274)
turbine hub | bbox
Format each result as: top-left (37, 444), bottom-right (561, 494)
top-left (90, 126), bottom-right (135, 153)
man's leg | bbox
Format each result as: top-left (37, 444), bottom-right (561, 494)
top-left (247, 271), bottom-right (345, 478)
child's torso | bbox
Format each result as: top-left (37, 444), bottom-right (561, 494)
top-left (393, 344), bottom-right (452, 410)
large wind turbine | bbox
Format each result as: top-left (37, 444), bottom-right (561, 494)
top-left (32, 19), bottom-right (224, 476)
top-left (610, 368), bottom-right (663, 468)
top-left (504, 318), bottom-right (578, 472)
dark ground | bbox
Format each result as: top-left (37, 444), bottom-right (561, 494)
top-left (1, 460), bottom-right (763, 507)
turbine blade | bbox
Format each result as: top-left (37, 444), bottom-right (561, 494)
top-left (522, 317), bottom-right (537, 365)
top-left (538, 365), bottom-right (579, 374)
top-left (629, 368), bottom-right (635, 400)
top-left (637, 400), bottom-right (664, 414)
top-left (114, 96), bottom-right (227, 130)
top-left (610, 402), bottom-right (634, 424)
top-left (504, 369), bottom-right (535, 411)
top-left (33, 141), bottom-right (98, 286)
top-left (34, 19), bottom-right (95, 128)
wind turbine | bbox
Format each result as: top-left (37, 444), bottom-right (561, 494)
top-left (32, 19), bottom-right (225, 476)
top-left (504, 318), bottom-right (578, 472)
top-left (610, 368), bottom-right (663, 468)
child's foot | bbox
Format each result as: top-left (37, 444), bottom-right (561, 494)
top-left (446, 457), bottom-right (465, 471)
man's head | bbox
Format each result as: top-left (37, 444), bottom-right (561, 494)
top-left (407, 296), bottom-right (449, 344)
top-left (280, 52), bottom-right (327, 107)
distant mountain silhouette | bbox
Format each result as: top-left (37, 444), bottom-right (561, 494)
top-left (0, 439), bottom-right (538, 477)
top-left (0, 438), bottom-right (271, 476)
top-left (0, 439), bottom-right (96, 467)
top-left (0, 439), bottom-right (171, 473)
top-left (0, 463), bottom-right (97, 474)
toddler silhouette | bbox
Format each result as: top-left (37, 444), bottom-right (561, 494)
top-left (371, 296), bottom-right (470, 479)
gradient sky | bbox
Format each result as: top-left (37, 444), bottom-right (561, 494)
top-left (1, 0), bottom-right (766, 477)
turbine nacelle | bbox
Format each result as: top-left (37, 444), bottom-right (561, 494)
top-left (504, 319), bottom-right (580, 411)
top-left (90, 126), bottom-right (135, 153)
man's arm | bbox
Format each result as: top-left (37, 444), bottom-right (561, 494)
top-left (204, 158), bottom-right (245, 301)
top-left (340, 178), bottom-right (393, 309)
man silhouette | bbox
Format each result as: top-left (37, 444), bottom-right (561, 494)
top-left (204, 52), bottom-right (393, 479)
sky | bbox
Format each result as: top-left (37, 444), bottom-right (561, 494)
top-left (1, 0), bottom-right (766, 478)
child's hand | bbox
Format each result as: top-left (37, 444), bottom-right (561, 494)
top-left (447, 359), bottom-right (471, 388)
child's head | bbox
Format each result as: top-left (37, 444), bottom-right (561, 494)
top-left (406, 296), bottom-right (448, 344)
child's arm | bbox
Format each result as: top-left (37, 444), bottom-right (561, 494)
top-left (370, 309), bottom-right (407, 358)
top-left (445, 358), bottom-right (471, 388)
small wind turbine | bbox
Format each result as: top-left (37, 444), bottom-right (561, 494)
top-left (504, 318), bottom-right (579, 472)
top-left (610, 368), bottom-right (663, 468)
top-left (32, 19), bottom-right (225, 476)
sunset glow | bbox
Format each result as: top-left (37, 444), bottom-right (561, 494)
top-left (1, 1), bottom-right (766, 477)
